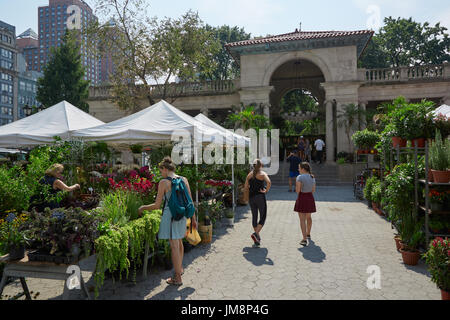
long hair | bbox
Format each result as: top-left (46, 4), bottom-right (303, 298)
top-left (252, 159), bottom-right (262, 178)
top-left (300, 162), bottom-right (314, 179)
top-left (158, 156), bottom-right (176, 171)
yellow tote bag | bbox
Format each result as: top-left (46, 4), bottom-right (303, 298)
top-left (185, 218), bottom-right (201, 246)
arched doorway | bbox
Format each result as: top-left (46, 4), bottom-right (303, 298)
top-left (269, 59), bottom-right (327, 161)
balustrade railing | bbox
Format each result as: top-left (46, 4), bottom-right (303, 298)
top-left (361, 63), bottom-right (448, 83)
top-left (89, 79), bottom-right (239, 99)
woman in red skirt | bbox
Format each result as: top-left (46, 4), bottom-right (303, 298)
top-left (294, 162), bottom-right (316, 246)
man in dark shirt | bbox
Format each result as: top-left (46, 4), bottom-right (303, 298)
top-left (286, 150), bottom-right (301, 192)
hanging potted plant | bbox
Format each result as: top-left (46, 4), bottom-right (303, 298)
top-left (130, 144), bottom-right (143, 154)
top-left (429, 130), bottom-right (450, 183)
top-left (423, 237), bottom-right (450, 300)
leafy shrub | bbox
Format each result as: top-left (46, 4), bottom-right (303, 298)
top-left (430, 129), bottom-right (450, 171)
top-left (352, 129), bottom-right (380, 150)
top-left (363, 176), bottom-right (379, 202)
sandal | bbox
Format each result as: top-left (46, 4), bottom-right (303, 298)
top-left (166, 277), bottom-right (183, 286)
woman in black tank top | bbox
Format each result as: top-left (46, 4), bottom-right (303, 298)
top-left (244, 159), bottom-right (271, 246)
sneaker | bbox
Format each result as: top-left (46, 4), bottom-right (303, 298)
top-left (251, 233), bottom-right (260, 245)
top-left (300, 239), bottom-right (307, 246)
top-left (255, 233), bottom-right (261, 242)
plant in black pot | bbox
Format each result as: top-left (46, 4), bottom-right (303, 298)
top-left (0, 212), bottom-right (28, 260)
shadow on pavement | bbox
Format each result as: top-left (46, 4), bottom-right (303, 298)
top-left (297, 240), bottom-right (326, 263)
top-left (242, 247), bottom-right (274, 266)
top-left (147, 285), bottom-right (195, 300)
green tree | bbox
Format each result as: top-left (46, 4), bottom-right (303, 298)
top-left (337, 103), bottom-right (366, 152)
top-left (88, 0), bottom-right (220, 111)
top-left (280, 89), bottom-right (318, 114)
top-left (224, 106), bottom-right (270, 132)
top-left (37, 30), bottom-right (90, 112)
top-left (360, 17), bottom-right (450, 68)
top-left (199, 25), bottom-right (251, 80)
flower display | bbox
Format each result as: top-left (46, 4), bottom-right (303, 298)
top-left (424, 237), bottom-right (450, 292)
top-left (205, 179), bottom-right (233, 187)
top-left (429, 190), bottom-right (449, 203)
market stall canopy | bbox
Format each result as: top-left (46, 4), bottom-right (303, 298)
top-left (432, 104), bottom-right (450, 118)
top-left (194, 113), bottom-right (251, 147)
top-left (0, 101), bottom-right (105, 147)
top-left (71, 100), bottom-right (224, 145)
top-left (0, 147), bottom-right (26, 154)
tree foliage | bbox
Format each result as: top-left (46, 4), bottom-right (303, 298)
top-left (198, 25), bottom-right (251, 80)
top-left (88, 0), bottom-right (221, 111)
top-left (360, 17), bottom-right (450, 68)
top-left (36, 30), bottom-right (90, 112)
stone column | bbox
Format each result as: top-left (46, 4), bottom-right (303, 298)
top-left (324, 100), bottom-right (334, 163)
top-left (239, 85), bottom-right (274, 120)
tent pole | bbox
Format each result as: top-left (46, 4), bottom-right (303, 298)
top-left (232, 162), bottom-right (235, 212)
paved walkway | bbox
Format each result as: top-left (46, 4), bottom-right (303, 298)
top-left (1, 186), bottom-right (441, 300)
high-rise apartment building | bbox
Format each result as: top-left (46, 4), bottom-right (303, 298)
top-left (16, 28), bottom-right (40, 72)
top-left (0, 21), bottom-right (18, 125)
top-left (38, 0), bottom-right (100, 84)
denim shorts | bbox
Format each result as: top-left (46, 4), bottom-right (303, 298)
top-left (289, 171), bottom-right (299, 178)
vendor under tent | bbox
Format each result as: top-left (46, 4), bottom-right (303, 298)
top-left (0, 100), bottom-right (105, 148)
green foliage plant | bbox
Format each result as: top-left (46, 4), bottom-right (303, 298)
top-left (429, 129), bottom-right (450, 171)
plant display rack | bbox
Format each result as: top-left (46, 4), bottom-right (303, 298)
top-left (380, 141), bottom-right (450, 249)
top-left (420, 141), bottom-right (450, 247)
top-left (379, 142), bottom-right (425, 232)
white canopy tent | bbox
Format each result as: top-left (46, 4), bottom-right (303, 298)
top-left (0, 100), bottom-right (105, 148)
top-left (71, 100), bottom-right (223, 145)
top-left (194, 113), bottom-right (251, 147)
top-left (432, 104), bottom-right (450, 119)
top-left (72, 100), bottom-right (242, 208)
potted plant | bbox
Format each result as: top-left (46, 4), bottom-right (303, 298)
top-left (429, 190), bottom-right (445, 212)
top-left (363, 176), bottom-right (379, 209)
top-left (423, 237), bottom-right (450, 300)
top-left (372, 182), bottom-right (382, 215)
top-left (224, 209), bottom-right (235, 227)
top-left (197, 201), bottom-right (212, 244)
top-left (399, 220), bottom-right (424, 266)
top-left (429, 130), bottom-right (450, 183)
top-left (0, 212), bottom-right (28, 260)
top-left (130, 144), bottom-right (143, 154)
top-left (428, 220), bottom-right (445, 234)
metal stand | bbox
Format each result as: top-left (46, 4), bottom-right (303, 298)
top-left (0, 253), bottom-right (91, 300)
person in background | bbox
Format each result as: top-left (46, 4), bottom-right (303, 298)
top-left (305, 138), bottom-right (311, 162)
top-left (138, 156), bottom-right (197, 286)
top-left (244, 159), bottom-right (271, 247)
top-left (294, 162), bottom-right (317, 246)
top-left (314, 138), bottom-right (325, 164)
top-left (34, 163), bottom-right (80, 211)
top-left (297, 136), bottom-right (306, 161)
top-left (286, 149), bottom-right (302, 192)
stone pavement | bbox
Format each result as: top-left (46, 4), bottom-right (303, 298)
top-left (1, 186), bottom-right (441, 300)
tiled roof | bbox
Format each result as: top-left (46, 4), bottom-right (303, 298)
top-left (225, 29), bottom-right (374, 48)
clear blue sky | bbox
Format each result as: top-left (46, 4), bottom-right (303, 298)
top-left (1, 0), bottom-right (450, 37)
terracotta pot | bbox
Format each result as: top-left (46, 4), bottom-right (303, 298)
top-left (441, 289), bottom-right (450, 300)
top-left (427, 169), bottom-right (434, 182)
top-left (431, 170), bottom-right (450, 183)
top-left (411, 138), bottom-right (426, 148)
top-left (394, 236), bottom-right (402, 251)
top-left (400, 248), bottom-right (421, 266)
top-left (372, 202), bottom-right (378, 210)
top-left (392, 137), bottom-right (407, 148)
top-left (399, 241), bottom-right (406, 251)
